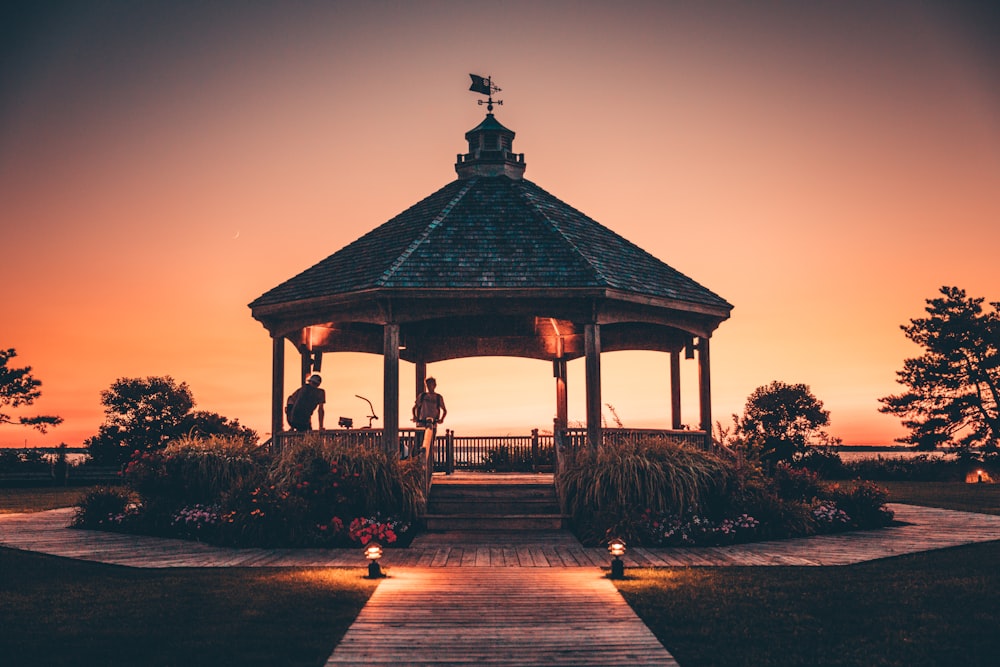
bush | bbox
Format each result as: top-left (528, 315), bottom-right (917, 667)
top-left (557, 437), bottom-right (730, 545)
top-left (840, 454), bottom-right (959, 481)
top-left (557, 441), bottom-right (896, 547)
top-left (825, 480), bottom-right (895, 529)
top-left (80, 434), bottom-right (423, 548)
top-left (482, 444), bottom-right (554, 472)
top-left (771, 463), bottom-right (823, 502)
top-left (72, 486), bottom-right (139, 529)
top-left (794, 447), bottom-right (845, 478)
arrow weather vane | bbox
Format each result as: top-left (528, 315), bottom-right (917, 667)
top-left (468, 73), bottom-right (502, 112)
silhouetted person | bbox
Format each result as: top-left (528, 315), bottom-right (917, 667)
top-left (286, 373), bottom-right (326, 431)
top-left (412, 377), bottom-right (446, 454)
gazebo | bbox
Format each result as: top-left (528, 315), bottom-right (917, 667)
top-left (249, 111), bottom-right (732, 454)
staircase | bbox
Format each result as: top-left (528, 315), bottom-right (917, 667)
top-left (423, 474), bottom-right (564, 531)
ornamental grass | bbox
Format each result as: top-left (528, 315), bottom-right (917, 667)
top-left (557, 436), bottom-right (730, 544)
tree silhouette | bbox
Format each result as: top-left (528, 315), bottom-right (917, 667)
top-left (0, 348), bottom-right (62, 433)
top-left (85, 376), bottom-right (257, 465)
top-left (879, 286), bottom-right (1000, 451)
top-left (738, 381), bottom-right (830, 466)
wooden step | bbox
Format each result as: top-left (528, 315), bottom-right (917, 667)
top-left (423, 514), bottom-right (565, 531)
top-left (424, 477), bottom-right (564, 532)
top-left (428, 498), bottom-right (561, 515)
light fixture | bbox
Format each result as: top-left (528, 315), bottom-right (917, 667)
top-left (364, 541), bottom-right (385, 578)
top-left (607, 537), bottom-right (626, 579)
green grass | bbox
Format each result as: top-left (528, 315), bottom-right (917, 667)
top-left (0, 547), bottom-right (377, 667)
top-left (0, 486), bottom-right (95, 513)
top-left (616, 541), bottom-right (1000, 667)
top-left (879, 481), bottom-right (1000, 515)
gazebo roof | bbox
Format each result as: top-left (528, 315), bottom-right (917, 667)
top-left (249, 175), bottom-right (731, 313)
top-left (250, 112), bottom-right (731, 364)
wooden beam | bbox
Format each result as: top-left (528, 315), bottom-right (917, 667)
top-left (383, 324), bottom-right (400, 457)
top-left (584, 323), bottom-right (602, 451)
top-left (271, 336), bottom-right (284, 446)
top-left (671, 349), bottom-right (682, 429)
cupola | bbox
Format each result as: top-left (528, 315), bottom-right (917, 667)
top-left (455, 113), bottom-right (526, 180)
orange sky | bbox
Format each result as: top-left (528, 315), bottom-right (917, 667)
top-left (2, 1), bottom-right (999, 448)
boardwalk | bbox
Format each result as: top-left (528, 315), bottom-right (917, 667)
top-left (325, 568), bottom-right (678, 666)
top-left (2, 504), bottom-right (1000, 568)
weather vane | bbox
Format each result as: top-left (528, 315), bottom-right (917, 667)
top-left (468, 73), bottom-right (502, 112)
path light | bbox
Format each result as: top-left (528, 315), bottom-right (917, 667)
top-left (608, 537), bottom-right (626, 579)
top-left (364, 541), bottom-right (385, 578)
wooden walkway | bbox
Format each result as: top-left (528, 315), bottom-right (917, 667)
top-left (2, 504), bottom-right (1000, 568)
top-left (325, 567), bottom-right (677, 666)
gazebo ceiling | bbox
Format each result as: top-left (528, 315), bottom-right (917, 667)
top-left (249, 113), bottom-right (732, 361)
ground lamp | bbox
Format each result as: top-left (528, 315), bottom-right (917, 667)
top-left (364, 541), bottom-right (385, 578)
top-left (608, 537), bottom-right (626, 579)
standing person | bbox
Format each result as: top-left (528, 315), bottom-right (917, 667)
top-left (412, 377), bottom-right (446, 454)
top-left (286, 373), bottom-right (326, 431)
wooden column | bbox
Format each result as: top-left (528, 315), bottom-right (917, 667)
top-left (415, 360), bottom-right (427, 401)
top-left (300, 350), bottom-right (312, 384)
top-left (584, 323), bottom-right (602, 451)
top-left (555, 359), bottom-right (568, 430)
top-left (383, 324), bottom-right (400, 457)
top-left (670, 349), bottom-right (682, 429)
top-left (697, 337), bottom-right (712, 441)
top-left (270, 336), bottom-right (285, 445)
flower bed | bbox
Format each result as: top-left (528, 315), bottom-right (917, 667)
top-left (558, 438), bottom-right (895, 547)
top-left (73, 434), bottom-right (425, 548)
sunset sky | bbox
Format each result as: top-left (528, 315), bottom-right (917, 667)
top-left (3, 1), bottom-right (999, 449)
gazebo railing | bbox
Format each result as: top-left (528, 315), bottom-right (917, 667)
top-left (270, 428), bottom-right (557, 474)
top-left (430, 429), bottom-right (555, 473)
top-left (272, 428), bottom-right (423, 456)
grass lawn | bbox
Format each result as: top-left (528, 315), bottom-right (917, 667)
top-left (616, 541), bottom-right (1000, 667)
top-left (0, 547), bottom-right (377, 667)
top-left (0, 485), bottom-right (96, 513)
top-left (615, 481), bottom-right (1000, 667)
top-left (880, 480), bottom-right (1000, 515)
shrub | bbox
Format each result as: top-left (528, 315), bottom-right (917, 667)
top-left (90, 434), bottom-right (424, 548)
top-left (557, 437), bottom-right (730, 545)
top-left (73, 486), bottom-right (139, 529)
top-left (482, 444), bottom-right (554, 472)
top-left (841, 454), bottom-right (959, 481)
top-left (771, 463), bottom-right (823, 502)
top-left (825, 480), bottom-right (895, 529)
top-left (794, 447), bottom-right (845, 478)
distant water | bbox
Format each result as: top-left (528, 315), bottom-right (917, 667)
top-left (835, 448), bottom-right (953, 463)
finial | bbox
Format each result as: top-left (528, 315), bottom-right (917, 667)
top-left (468, 73), bottom-right (503, 112)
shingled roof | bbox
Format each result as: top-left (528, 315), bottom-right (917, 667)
top-left (250, 175), bottom-right (731, 313)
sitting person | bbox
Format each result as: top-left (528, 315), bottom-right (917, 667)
top-left (285, 373), bottom-right (326, 431)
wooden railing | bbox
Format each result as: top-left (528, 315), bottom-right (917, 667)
top-left (430, 429), bottom-right (555, 473)
top-left (271, 428), bottom-right (556, 474)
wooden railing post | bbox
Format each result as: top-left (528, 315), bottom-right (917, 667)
top-left (445, 429), bottom-right (455, 475)
top-left (531, 428), bottom-right (539, 472)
